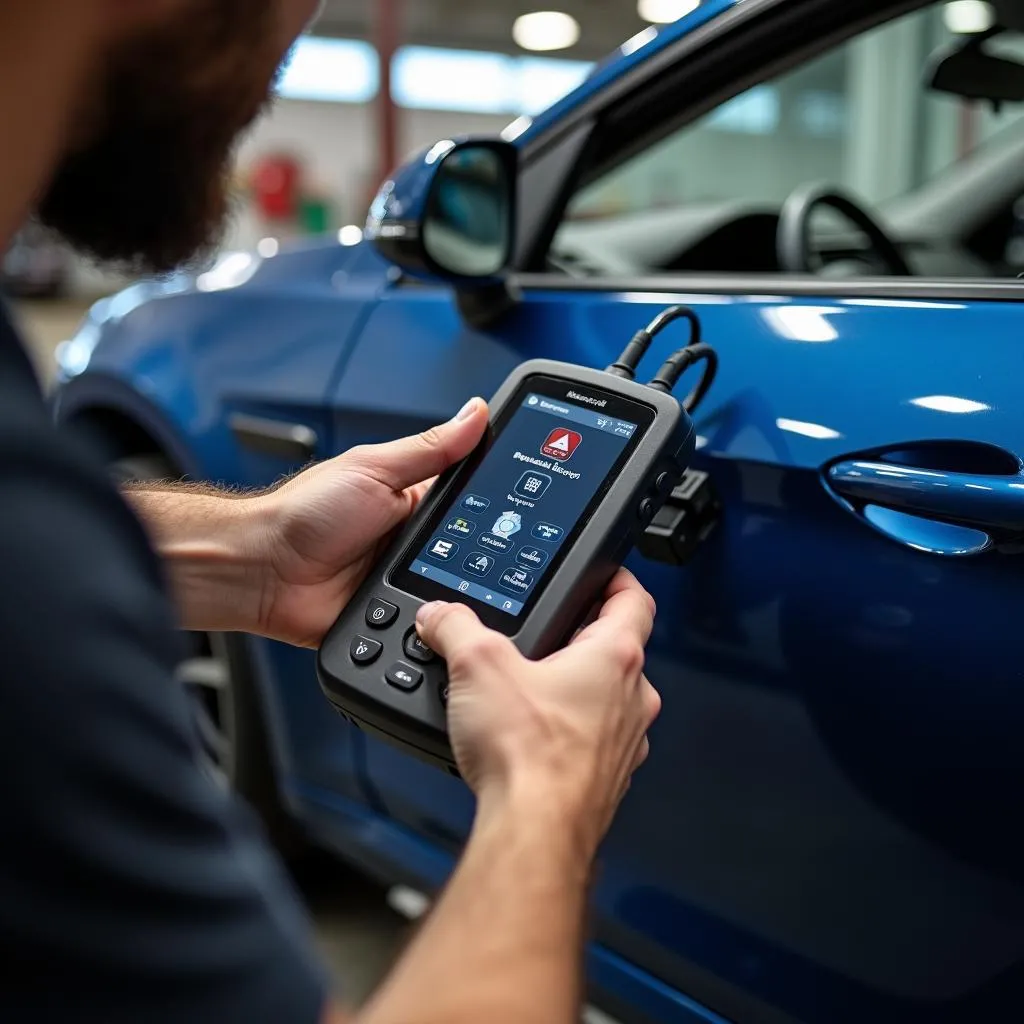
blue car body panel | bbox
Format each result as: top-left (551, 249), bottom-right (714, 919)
top-left (326, 283), bottom-right (1024, 1023)
top-left (54, 0), bottom-right (1024, 1020)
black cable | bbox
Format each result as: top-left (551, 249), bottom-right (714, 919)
top-left (644, 305), bottom-right (702, 347)
top-left (606, 305), bottom-right (702, 380)
top-left (648, 343), bottom-right (719, 412)
top-left (606, 329), bottom-right (655, 380)
top-left (682, 346), bottom-right (718, 414)
top-left (606, 303), bottom-right (717, 413)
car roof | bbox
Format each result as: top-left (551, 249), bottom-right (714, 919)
top-left (513, 0), bottom-right (744, 145)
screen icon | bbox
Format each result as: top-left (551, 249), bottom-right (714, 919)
top-left (445, 516), bottom-right (476, 538)
top-left (513, 472), bottom-right (552, 500)
top-left (527, 395), bottom-right (540, 406)
top-left (464, 553), bottom-right (494, 577)
top-left (492, 511), bottom-right (522, 539)
top-left (478, 533), bottom-right (512, 553)
top-left (458, 581), bottom-right (471, 593)
top-left (516, 546), bottom-right (549, 570)
top-left (532, 522), bottom-right (564, 543)
top-left (541, 428), bottom-right (582, 462)
top-left (427, 538), bottom-right (459, 561)
top-left (461, 494), bottom-right (491, 515)
top-left (499, 567), bottom-right (535, 595)
top-left (503, 600), bottom-right (514, 611)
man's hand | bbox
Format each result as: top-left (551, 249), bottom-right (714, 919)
top-left (348, 571), bottom-right (661, 1024)
top-left (255, 398), bottom-right (489, 647)
top-left (416, 568), bottom-right (661, 858)
top-left (125, 399), bottom-right (488, 646)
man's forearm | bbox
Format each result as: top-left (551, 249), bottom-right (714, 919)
top-left (124, 485), bottom-right (270, 634)
top-left (356, 779), bottom-right (591, 1024)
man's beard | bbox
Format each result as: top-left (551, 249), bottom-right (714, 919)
top-left (38, 0), bottom-right (280, 275)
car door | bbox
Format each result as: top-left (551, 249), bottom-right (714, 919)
top-left (333, 2), bottom-right (1024, 1022)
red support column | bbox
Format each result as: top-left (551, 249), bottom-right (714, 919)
top-left (374, 0), bottom-right (401, 184)
top-left (957, 100), bottom-right (979, 162)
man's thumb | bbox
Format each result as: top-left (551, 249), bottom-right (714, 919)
top-left (416, 601), bottom-right (511, 671)
top-left (360, 398), bottom-right (488, 493)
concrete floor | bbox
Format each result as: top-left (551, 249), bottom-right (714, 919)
top-left (12, 296), bottom-right (411, 1008)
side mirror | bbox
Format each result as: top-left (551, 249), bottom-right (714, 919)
top-left (365, 139), bottom-right (517, 281)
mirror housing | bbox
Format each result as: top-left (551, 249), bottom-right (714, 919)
top-left (365, 138), bottom-right (518, 283)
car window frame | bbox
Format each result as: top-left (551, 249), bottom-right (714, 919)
top-left (508, 0), bottom-right (1024, 302)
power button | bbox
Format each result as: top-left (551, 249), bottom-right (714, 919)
top-left (639, 498), bottom-right (656, 525)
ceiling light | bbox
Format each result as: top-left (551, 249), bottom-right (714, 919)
top-left (513, 11), bottom-right (581, 52)
top-left (276, 36), bottom-right (378, 103)
top-left (638, 0), bottom-right (699, 25)
top-left (943, 0), bottom-right (995, 33)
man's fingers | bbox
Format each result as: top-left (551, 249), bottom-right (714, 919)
top-left (571, 569), bottom-right (656, 651)
top-left (601, 568), bottom-right (657, 620)
top-left (633, 736), bottom-right (651, 771)
top-left (354, 398), bottom-right (489, 494)
top-left (416, 601), bottom-right (515, 678)
top-left (642, 677), bottom-right (663, 726)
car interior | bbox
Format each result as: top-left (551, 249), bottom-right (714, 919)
top-left (549, 3), bottom-right (1024, 281)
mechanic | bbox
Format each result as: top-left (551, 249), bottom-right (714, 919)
top-left (0, 3), bottom-right (662, 1022)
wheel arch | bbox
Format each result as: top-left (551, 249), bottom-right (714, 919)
top-left (56, 371), bottom-right (203, 479)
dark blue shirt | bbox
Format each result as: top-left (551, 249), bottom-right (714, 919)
top-left (0, 304), bottom-right (328, 1021)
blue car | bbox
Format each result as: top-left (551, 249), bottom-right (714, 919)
top-left (55, 0), bottom-right (1024, 1020)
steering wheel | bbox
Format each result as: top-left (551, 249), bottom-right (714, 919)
top-left (776, 183), bottom-right (911, 276)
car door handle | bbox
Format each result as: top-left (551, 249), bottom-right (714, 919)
top-left (229, 413), bottom-right (318, 463)
top-left (828, 460), bottom-right (1024, 532)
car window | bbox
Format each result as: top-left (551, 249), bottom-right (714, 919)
top-left (549, 3), bottom-right (1024, 280)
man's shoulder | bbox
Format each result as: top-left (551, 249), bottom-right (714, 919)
top-left (0, 304), bottom-right (328, 1023)
top-left (0, 300), bottom-right (51, 416)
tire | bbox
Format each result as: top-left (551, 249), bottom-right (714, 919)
top-left (111, 453), bottom-right (304, 857)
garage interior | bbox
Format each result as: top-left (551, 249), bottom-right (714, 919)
top-left (6, 0), bottom-right (1022, 1016)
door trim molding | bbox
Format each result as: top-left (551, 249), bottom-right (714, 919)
top-left (511, 272), bottom-right (1024, 303)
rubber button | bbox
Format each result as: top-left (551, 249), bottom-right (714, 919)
top-left (385, 661), bottom-right (423, 692)
top-left (366, 598), bottom-right (399, 629)
top-left (639, 498), bottom-right (656, 524)
top-left (656, 471), bottom-right (675, 495)
top-left (439, 683), bottom-right (450, 707)
top-left (404, 629), bottom-right (437, 664)
top-left (350, 635), bottom-right (383, 666)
